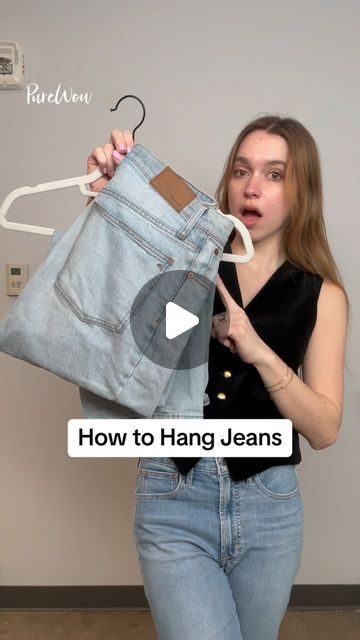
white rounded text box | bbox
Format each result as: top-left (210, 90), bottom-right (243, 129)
top-left (68, 419), bottom-right (293, 458)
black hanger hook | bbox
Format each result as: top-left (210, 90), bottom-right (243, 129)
top-left (110, 94), bottom-right (146, 141)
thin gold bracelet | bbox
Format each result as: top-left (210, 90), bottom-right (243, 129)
top-left (264, 365), bottom-right (290, 391)
top-left (268, 368), bottom-right (294, 394)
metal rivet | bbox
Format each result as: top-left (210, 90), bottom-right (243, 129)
top-left (223, 370), bottom-right (232, 378)
top-left (214, 248), bottom-right (220, 255)
top-left (217, 392), bottom-right (227, 400)
top-left (187, 271), bottom-right (194, 278)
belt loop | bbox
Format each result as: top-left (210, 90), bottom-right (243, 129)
top-left (215, 457), bottom-right (227, 475)
top-left (185, 468), bottom-right (193, 486)
top-left (176, 204), bottom-right (207, 240)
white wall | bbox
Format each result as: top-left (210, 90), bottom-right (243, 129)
top-left (0, 0), bottom-right (359, 586)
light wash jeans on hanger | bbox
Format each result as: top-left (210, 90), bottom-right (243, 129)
top-left (133, 457), bottom-right (304, 640)
top-left (0, 144), bottom-right (233, 418)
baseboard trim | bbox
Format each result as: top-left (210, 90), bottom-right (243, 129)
top-left (0, 585), bottom-right (359, 610)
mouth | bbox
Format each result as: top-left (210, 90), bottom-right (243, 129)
top-left (239, 206), bottom-right (262, 226)
top-left (241, 206), bottom-right (262, 217)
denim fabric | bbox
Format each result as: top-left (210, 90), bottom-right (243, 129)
top-left (0, 145), bottom-right (234, 418)
top-left (134, 457), bottom-right (304, 640)
top-left (79, 367), bottom-right (211, 419)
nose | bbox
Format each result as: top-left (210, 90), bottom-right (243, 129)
top-left (244, 174), bottom-right (260, 197)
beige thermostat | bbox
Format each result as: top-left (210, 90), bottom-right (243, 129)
top-left (6, 263), bottom-right (27, 296)
top-left (0, 41), bottom-right (25, 89)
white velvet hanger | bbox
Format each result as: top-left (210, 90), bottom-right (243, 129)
top-left (0, 170), bottom-right (253, 264)
top-left (0, 165), bottom-right (253, 263)
top-left (0, 167), bottom-right (101, 236)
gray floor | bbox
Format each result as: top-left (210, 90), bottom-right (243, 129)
top-left (0, 610), bottom-right (359, 639)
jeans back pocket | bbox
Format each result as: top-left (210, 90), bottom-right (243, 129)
top-left (55, 204), bottom-right (174, 332)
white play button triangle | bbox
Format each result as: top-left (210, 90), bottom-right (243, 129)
top-left (165, 302), bottom-right (199, 339)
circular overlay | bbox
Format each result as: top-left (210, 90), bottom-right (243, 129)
top-left (129, 270), bottom-right (216, 370)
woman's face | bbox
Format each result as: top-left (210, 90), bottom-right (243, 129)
top-left (228, 130), bottom-right (290, 246)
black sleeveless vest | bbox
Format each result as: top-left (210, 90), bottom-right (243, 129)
top-left (172, 238), bottom-right (324, 481)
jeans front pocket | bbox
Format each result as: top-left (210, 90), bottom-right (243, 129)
top-left (135, 458), bottom-right (184, 500)
top-left (255, 465), bottom-right (300, 500)
top-left (55, 204), bottom-right (175, 332)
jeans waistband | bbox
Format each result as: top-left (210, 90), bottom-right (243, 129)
top-left (102, 143), bottom-right (234, 248)
top-left (143, 456), bottom-right (230, 475)
top-left (141, 457), bottom-right (255, 484)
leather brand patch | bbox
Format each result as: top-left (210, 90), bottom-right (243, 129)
top-left (150, 166), bottom-right (196, 213)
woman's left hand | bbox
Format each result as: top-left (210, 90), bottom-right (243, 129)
top-left (212, 276), bottom-right (269, 365)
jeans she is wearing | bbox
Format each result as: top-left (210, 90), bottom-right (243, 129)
top-left (134, 457), bottom-right (303, 640)
top-left (0, 144), bottom-right (234, 418)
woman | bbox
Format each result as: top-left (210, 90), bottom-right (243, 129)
top-left (87, 116), bottom-right (349, 640)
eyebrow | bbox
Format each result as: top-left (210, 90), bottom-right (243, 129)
top-left (234, 156), bottom-right (287, 167)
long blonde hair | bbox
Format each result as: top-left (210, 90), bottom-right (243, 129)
top-left (216, 115), bottom-right (350, 315)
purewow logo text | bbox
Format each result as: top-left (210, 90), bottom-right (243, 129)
top-left (26, 83), bottom-right (93, 104)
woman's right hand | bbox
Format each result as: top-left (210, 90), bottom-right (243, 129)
top-left (86, 129), bottom-right (135, 194)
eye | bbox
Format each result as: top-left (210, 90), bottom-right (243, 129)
top-left (270, 171), bottom-right (282, 180)
top-left (233, 169), bottom-right (247, 177)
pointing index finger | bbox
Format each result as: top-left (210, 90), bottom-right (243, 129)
top-left (216, 276), bottom-right (240, 312)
